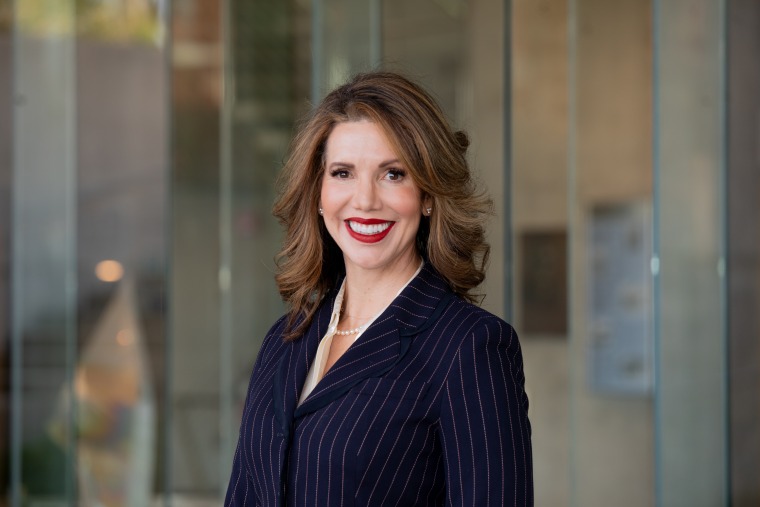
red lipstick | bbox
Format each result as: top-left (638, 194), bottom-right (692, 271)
top-left (345, 218), bottom-right (395, 243)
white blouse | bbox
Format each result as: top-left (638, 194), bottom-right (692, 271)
top-left (298, 263), bottom-right (423, 405)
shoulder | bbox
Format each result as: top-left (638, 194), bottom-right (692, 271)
top-left (439, 300), bottom-right (528, 401)
top-left (266, 313), bottom-right (289, 339)
top-left (435, 298), bottom-right (524, 380)
top-left (438, 296), bottom-right (515, 339)
top-left (254, 314), bottom-right (289, 366)
top-left (255, 290), bottom-right (332, 360)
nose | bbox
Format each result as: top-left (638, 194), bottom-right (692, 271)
top-left (352, 176), bottom-right (380, 210)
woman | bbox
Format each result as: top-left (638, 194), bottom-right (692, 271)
top-left (225, 71), bottom-right (533, 506)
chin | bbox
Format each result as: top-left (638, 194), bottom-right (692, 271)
top-left (345, 257), bottom-right (392, 272)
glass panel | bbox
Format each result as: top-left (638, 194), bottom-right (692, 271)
top-left (654, 0), bottom-right (728, 504)
top-left (727, 1), bottom-right (760, 503)
top-left (568, 0), bottom-right (655, 505)
top-left (312, 0), bottom-right (378, 100)
top-left (7, 0), bottom-right (169, 504)
top-left (0, 0), bottom-right (11, 495)
top-left (517, 0), bottom-right (734, 504)
top-left (75, 1), bottom-right (168, 505)
top-left (171, 0), bottom-right (311, 499)
top-left (170, 0), bottom-right (224, 499)
top-left (221, 0), bottom-right (310, 490)
top-left (11, 2), bottom-right (78, 504)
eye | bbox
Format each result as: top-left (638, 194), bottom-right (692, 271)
top-left (329, 169), bottom-right (350, 179)
top-left (385, 168), bottom-right (406, 181)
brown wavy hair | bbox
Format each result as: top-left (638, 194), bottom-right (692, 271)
top-left (273, 71), bottom-right (493, 341)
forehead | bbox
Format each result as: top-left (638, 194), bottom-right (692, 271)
top-left (324, 120), bottom-right (399, 160)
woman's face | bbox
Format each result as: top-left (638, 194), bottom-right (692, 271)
top-left (320, 120), bottom-right (429, 277)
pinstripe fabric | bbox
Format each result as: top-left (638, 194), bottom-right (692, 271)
top-left (225, 265), bottom-right (533, 506)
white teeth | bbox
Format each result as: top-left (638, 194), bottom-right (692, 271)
top-left (348, 221), bottom-right (391, 235)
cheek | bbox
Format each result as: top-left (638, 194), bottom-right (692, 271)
top-left (320, 182), bottom-right (343, 211)
top-left (393, 189), bottom-right (423, 219)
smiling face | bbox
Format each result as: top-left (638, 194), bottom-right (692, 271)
top-left (320, 120), bottom-right (429, 279)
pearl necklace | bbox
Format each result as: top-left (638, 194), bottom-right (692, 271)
top-left (335, 306), bottom-right (368, 336)
top-left (335, 323), bottom-right (367, 336)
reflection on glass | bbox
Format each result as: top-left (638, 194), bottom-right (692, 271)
top-left (220, 0), bottom-right (311, 490)
top-left (7, 0), bottom-right (168, 504)
top-left (312, 0), bottom-right (377, 100)
top-left (51, 281), bottom-right (155, 506)
top-left (12, 0), bottom-right (78, 503)
top-left (0, 2), bottom-right (11, 496)
top-left (170, 0), bottom-right (224, 496)
top-left (76, 0), bottom-right (168, 499)
top-left (95, 260), bottom-right (125, 283)
top-left (654, 0), bottom-right (727, 504)
top-left (77, 0), bottom-right (162, 45)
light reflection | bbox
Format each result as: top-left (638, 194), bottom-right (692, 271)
top-left (95, 260), bottom-right (124, 282)
top-left (116, 329), bottom-right (134, 347)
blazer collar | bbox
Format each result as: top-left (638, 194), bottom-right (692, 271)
top-left (274, 264), bottom-right (455, 436)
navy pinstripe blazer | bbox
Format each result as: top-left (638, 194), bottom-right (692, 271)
top-left (225, 265), bottom-right (533, 506)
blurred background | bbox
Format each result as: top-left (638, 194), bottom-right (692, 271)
top-left (0, 0), bottom-right (758, 505)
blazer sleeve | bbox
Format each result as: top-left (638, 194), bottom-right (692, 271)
top-left (224, 316), bottom-right (286, 507)
top-left (224, 433), bottom-right (255, 506)
top-left (437, 318), bottom-right (533, 506)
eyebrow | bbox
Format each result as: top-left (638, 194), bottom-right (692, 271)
top-left (327, 158), bottom-right (402, 169)
top-left (380, 159), bottom-right (402, 167)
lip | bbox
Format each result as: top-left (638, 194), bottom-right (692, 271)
top-left (346, 217), bottom-right (389, 225)
top-left (344, 218), bottom-right (395, 243)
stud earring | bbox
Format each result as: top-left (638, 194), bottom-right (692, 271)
top-left (318, 208), bottom-right (324, 215)
top-left (426, 207), bottom-right (432, 215)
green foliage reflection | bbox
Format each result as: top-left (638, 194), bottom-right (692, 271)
top-left (14, 0), bottom-right (160, 44)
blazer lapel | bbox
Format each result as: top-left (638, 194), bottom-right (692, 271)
top-left (272, 292), bottom-right (334, 440)
top-left (294, 264), bottom-right (455, 420)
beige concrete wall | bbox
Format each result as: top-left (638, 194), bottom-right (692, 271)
top-left (572, 0), bottom-right (654, 504)
top-left (512, 1), bottom-right (571, 504)
top-left (467, 0), bottom-right (505, 318)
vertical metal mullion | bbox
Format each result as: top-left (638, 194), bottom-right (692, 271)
top-left (369, 0), bottom-right (382, 68)
top-left (566, 0), bottom-right (579, 504)
top-left (503, 0), bottom-right (513, 324)
top-left (651, 0), bottom-right (662, 503)
top-left (311, 0), bottom-right (323, 103)
top-left (219, 0), bottom-right (236, 496)
top-left (10, 3), bottom-right (25, 503)
top-left (717, 0), bottom-right (730, 503)
top-left (10, 4), bottom-right (23, 500)
top-left (66, 0), bottom-right (79, 501)
top-left (163, 0), bottom-right (175, 504)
